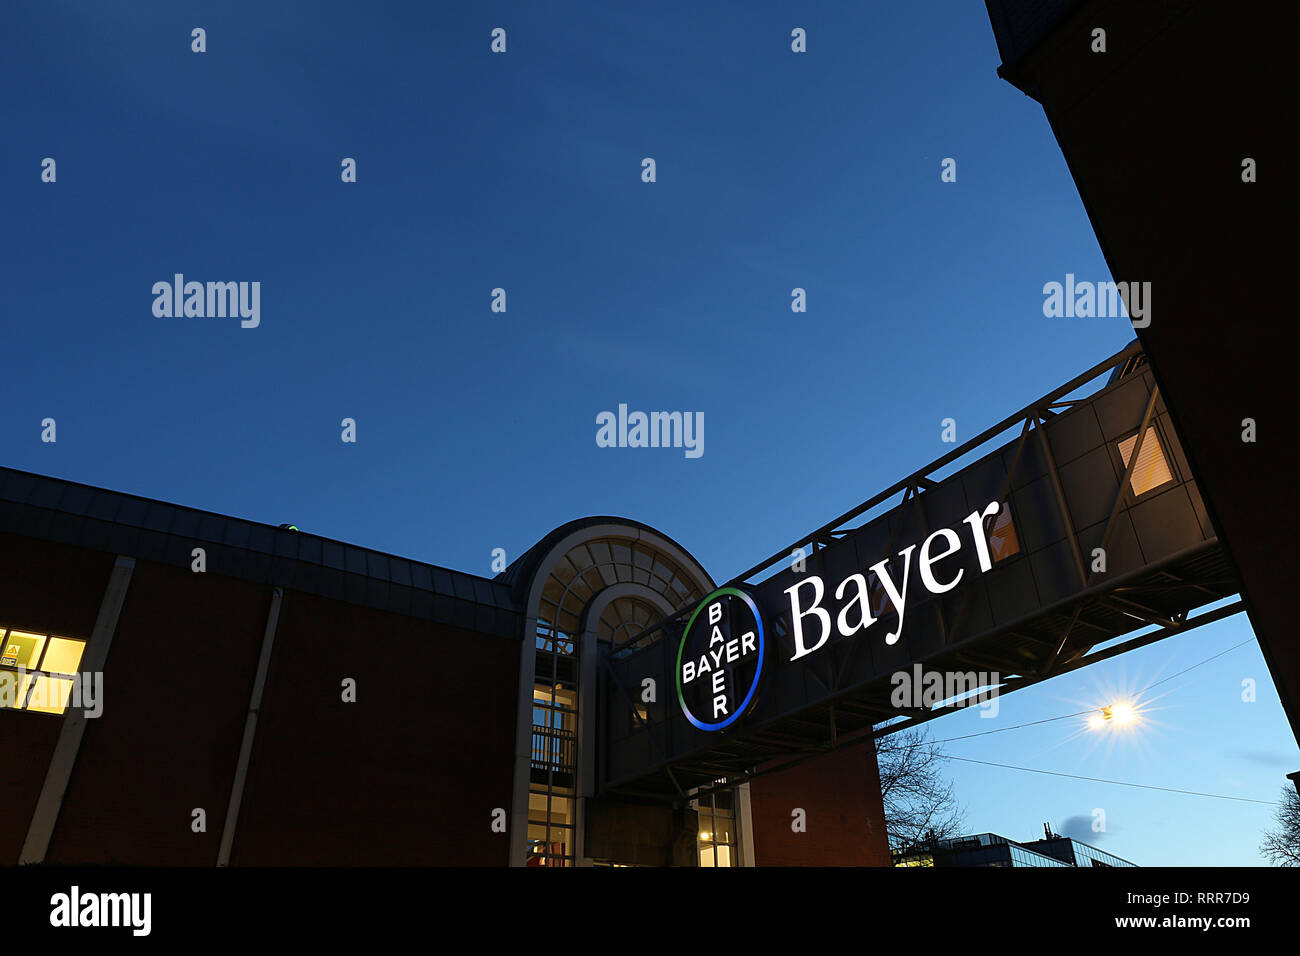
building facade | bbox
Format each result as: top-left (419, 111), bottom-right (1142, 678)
top-left (0, 468), bottom-right (890, 866)
top-left (893, 830), bottom-right (1136, 867)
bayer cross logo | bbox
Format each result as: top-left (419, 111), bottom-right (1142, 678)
top-left (675, 587), bottom-right (765, 732)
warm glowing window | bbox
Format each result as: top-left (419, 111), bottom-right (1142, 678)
top-left (696, 789), bottom-right (738, 867)
top-left (0, 627), bottom-right (86, 714)
top-left (26, 676), bottom-right (75, 714)
top-left (529, 679), bottom-right (577, 866)
top-left (1, 630), bottom-right (46, 669)
top-left (985, 504), bottom-right (1021, 562)
top-left (1117, 427), bottom-right (1174, 496)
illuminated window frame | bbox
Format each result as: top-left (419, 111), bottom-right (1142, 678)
top-left (695, 787), bottom-right (737, 867)
top-left (983, 500), bottom-right (1021, 563)
top-left (528, 681), bottom-right (577, 867)
top-left (0, 626), bottom-right (87, 715)
top-left (1116, 425), bottom-right (1176, 497)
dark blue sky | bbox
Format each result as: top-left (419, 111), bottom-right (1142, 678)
top-left (2, 1), bottom-right (1290, 864)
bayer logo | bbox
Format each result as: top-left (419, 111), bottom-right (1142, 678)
top-left (675, 587), bottom-right (766, 732)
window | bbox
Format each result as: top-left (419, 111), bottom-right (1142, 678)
top-left (985, 502), bottom-right (1020, 562)
top-left (1117, 426), bottom-right (1174, 496)
top-left (0, 627), bottom-right (86, 714)
top-left (696, 788), bottom-right (737, 867)
top-left (529, 682), bottom-right (577, 866)
top-left (535, 619), bottom-right (574, 655)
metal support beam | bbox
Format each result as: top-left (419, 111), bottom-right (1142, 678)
top-left (20, 556), bottom-right (135, 864)
top-left (216, 586), bottom-right (283, 866)
top-left (1088, 385), bottom-right (1160, 587)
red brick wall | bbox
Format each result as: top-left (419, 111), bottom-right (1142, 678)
top-left (749, 737), bottom-right (891, 866)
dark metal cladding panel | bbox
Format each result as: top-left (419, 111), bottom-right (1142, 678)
top-left (170, 508), bottom-right (200, 538)
top-left (143, 501), bottom-right (176, 533)
top-left (27, 479), bottom-right (65, 511)
top-left (1005, 429), bottom-right (1046, 491)
top-left (919, 477), bottom-right (969, 533)
top-left (409, 562), bottom-right (434, 592)
top-left (1077, 512), bottom-right (1143, 578)
top-left (431, 567), bottom-right (455, 596)
top-left (1045, 404), bottom-right (1104, 467)
top-left (1094, 375), bottom-right (1151, 441)
top-left (389, 558), bottom-right (412, 589)
top-left (115, 497), bottom-right (148, 528)
top-left (0, 470), bottom-right (38, 503)
top-left (296, 534), bottom-right (323, 566)
top-left (270, 529), bottom-right (298, 559)
top-left (1129, 486), bottom-right (1205, 559)
top-left (344, 547), bottom-right (368, 577)
top-left (320, 540), bottom-right (346, 571)
top-left (1060, 446), bottom-right (1119, 528)
top-left (1029, 538), bottom-right (1080, 606)
top-left (222, 519), bottom-right (251, 549)
top-left (1011, 475), bottom-right (1067, 553)
top-left (58, 483), bottom-right (94, 516)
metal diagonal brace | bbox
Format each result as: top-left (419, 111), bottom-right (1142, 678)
top-left (1087, 385), bottom-right (1160, 589)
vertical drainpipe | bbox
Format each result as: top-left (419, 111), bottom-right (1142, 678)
top-left (20, 555), bottom-right (135, 864)
top-left (216, 586), bottom-right (283, 866)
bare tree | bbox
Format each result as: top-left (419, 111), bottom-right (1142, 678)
top-left (1260, 785), bottom-right (1300, 866)
top-left (874, 726), bottom-right (966, 852)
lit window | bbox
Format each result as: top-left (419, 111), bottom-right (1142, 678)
top-left (985, 504), bottom-right (1021, 562)
top-left (696, 790), bottom-right (738, 867)
top-left (0, 627), bottom-right (86, 714)
top-left (1117, 427), bottom-right (1174, 496)
top-left (40, 637), bottom-right (85, 676)
top-left (1, 630), bottom-right (46, 669)
top-left (26, 676), bottom-right (75, 714)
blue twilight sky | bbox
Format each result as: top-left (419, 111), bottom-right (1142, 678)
top-left (1, 1), bottom-right (1293, 865)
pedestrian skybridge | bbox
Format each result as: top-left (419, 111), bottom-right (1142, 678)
top-left (597, 340), bottom-right (1243, 803)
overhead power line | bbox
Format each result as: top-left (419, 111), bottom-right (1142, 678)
top-left (939, 755), bottom-right (1278, 806)
top-left (929, 638), bottom-right (1256, 745)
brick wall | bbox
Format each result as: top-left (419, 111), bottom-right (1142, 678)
top-left (748, 736), bottom-right (891, 866)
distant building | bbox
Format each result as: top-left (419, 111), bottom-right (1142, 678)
top-left (894, 828), bottom-right (1136, 867)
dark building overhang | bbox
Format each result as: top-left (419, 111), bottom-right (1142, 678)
top-left (984, 1), bottom-right (1296, 745)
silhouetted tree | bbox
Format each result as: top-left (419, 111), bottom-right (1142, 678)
top-left (874, 726), bottom-right (965, 852)
top-left (1260, 785), bottom-right (1300, 866)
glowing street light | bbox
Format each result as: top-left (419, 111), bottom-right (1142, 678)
top-left (1088, 701), bottom-right (1140, 730)
top-left (1110, 702), bottom-right (1136, 725)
